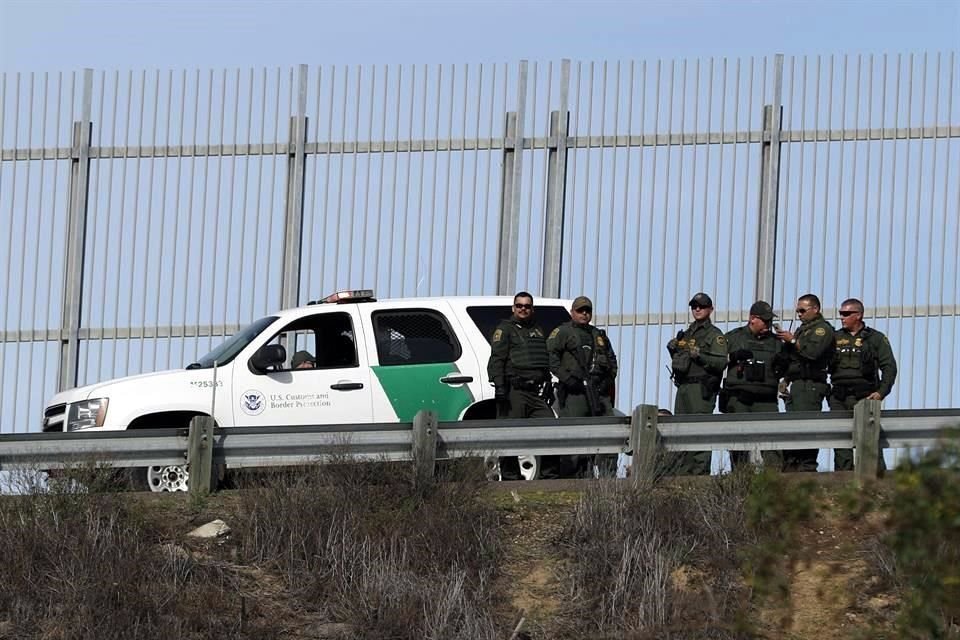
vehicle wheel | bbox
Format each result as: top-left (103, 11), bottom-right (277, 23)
top-left (485, 455), bottom-right (540, 481)
top-left (128, 465), bottom-right (190, 492)
top-left (517, 455), bottom-right (540, 481)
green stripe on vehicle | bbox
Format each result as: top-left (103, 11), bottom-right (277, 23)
top-left (372, 363), bottom-right (475, 422)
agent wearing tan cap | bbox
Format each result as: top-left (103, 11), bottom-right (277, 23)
top-left (547, 295), bottom-right (619, 476)
top-left (665, 292), bottom-right (727, 475)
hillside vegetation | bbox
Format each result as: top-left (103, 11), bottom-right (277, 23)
top-left (1, 443), bottom-right (958, 640)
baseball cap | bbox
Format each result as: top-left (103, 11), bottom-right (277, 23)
top-left (572, 295), bottom-right (593, 311)
top-left (291, 350), bottom-right (316, 368)
top-left (749, 301), bottom-right (777, 322)
top-left (688, 292), bottom-right (713, 308)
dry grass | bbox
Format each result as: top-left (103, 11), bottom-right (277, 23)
top-left (0, 458), bottom-right (504, 640)
top-left (233, 457), bottom-right (503, 639)
top-left (550, 468), bottom-right (758, 639)
top-left (0, 469), bottom-right (265, 639)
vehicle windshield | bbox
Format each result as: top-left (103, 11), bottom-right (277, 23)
top-left (188, 316), bottom-right (278, 369)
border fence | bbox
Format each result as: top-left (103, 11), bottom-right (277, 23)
top-left (1, 53), bottom-right (958, 437)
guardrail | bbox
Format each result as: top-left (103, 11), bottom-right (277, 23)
top-left (1, 401), bottom-right (958, 494)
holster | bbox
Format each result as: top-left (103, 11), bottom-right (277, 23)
top-left (556, 384), bottom-right (568, 409)
top-left (831, 381), bottom-right (873, 400)
top-left (700, 376), bottom-right (721, 401)
top-left (718, 388), bottom-right (731, 413)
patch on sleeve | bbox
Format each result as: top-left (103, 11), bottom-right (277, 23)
top-left (883, 335), bottom-right (890, 345)
top-left (715, 335), bottom-right (726, 345)
top-left (549, 327), bottom-right (560, 339)
top-left (815, 327), bottom-right (826, 336)
top-left (596, 335), bottom-right (605, 347)
top-left (492, 329), bottom-right (502, 342)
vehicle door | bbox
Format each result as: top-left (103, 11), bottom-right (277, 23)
top-left (231, 308), bottom-right (373, 426)
top-left (361, 303), bottom-right (484, 422)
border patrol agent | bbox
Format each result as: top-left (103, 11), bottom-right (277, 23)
top-left (829, 297), bottom-right (897, 471)
top-left (776, 293), bottom-right (835, 472)
top-left (720, 301), bottom-right (790, 468)
top-left (487, 291), bottom-right (554, 420)
top-left (547, 295), bottom-right (618, 418)
top-left (547, 295), bottom-right (618, 476)
top-left (666, 292), bottom-right (726, 475)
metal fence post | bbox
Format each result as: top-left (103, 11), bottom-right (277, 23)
top-left (853, 398), bottom-right (883, 483)
top-left (755, 54), bottom-right (784, 304)
top-left (59, 69), bottom-right (94, 392)
top-left (496, 61), bottom-right (528, 295)
top-left (281, 64), bottom-right (309, 311)
top-left (630, 404), bottom-right (660, 484)
top-left (541, 60), bottom-right (570, 298)
top-left (412, 409), bottom-right (438, 487)
top-left (187, 415), bottom-right (216, 495)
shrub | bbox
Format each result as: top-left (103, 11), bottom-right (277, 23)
top-left (0, 466), bottom-right (269, 639)
top-left (235, 457), bottom-right (503, 639)
top-left (883, 437), bottom-right (960, 638)
top-left (554, 468), bottom-right (757, 639)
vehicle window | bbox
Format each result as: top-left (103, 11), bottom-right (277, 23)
top-left (191, 315), bottom-right (278, 368)
top-left (262, 311), bottom-right (358, 370)
top-left (466, 305), bottom-right (571, 344)
top-left (372, 309), bottom-right (461, 365)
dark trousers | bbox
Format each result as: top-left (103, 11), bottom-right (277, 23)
top-left (723, 394), bottom-right (781, 470)
top-left (672, 382), bottom-right (717, 476)
top-left (497, 389), bottom-right (554, 480)
top-left (828, 393), bottom-right (887, 472)
top-left (555, 391), bottom-right (615, 478)
top-left (498, 388), bottom-right (553, 419)
top-left (782, 380), bottom-right (828, 472)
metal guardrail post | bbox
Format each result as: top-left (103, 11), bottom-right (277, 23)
top-left (630, 404), bottom-right (660, 484)
top-left (412, 410), bottom-right (438, 487)
top-left (854, 398), bottom-right (882, 483)
top-left (187, 416), bottom-right (215, 495)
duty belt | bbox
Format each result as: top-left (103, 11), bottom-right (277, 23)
top-left (728, 388), bottom-right (778, 404)
top-left (831, 381), bottom-right (874, 398)
top-left (510, 378), bottom-right (545, 391)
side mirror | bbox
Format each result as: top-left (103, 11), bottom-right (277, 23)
top-left (250, 344), bottom-right (286, 373)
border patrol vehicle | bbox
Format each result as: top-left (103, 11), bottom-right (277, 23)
top-left (42, 290), bottom-right (574, 491)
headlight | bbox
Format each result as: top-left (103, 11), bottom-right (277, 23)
top-left (67, 398), bottom-right (109, 431)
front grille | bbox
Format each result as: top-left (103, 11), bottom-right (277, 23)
top-left (43, 403), bottom-right (66, 432)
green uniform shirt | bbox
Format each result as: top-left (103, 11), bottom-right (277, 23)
top-left (830, 326), bottom-right (898, 398)
top-left (547, 321), bottom-right (618, 386)
top-left (668, 319), bottom-right (727, 383)
top-left (723, 326), bottom-right (787, 396)
top-left (784, 313), bottom-right (835, 382)
top-left (486, 316), bottom-right (550, 388)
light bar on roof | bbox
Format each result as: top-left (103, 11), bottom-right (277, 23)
top-left (319, 289), bottom-right (375, 304)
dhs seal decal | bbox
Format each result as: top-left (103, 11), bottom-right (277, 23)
top-left (241, 390), bottom-right (265, 416)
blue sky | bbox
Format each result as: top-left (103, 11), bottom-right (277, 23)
top-left (2, 0), bottom-right (958, 72)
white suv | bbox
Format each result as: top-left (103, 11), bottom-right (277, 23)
top-left (42, 290), bottom-right (574, 490)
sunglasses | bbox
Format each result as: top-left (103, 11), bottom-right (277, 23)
top-left (796, 307), bottom-right (812, 315)
top-left (690, 305), bottom-right (708, 311)
top-left (514, 303), bottom-right (533, 310)
top-left (576, 307), bottom-right (593, 314)
top-left (838, 310), bottom-right (859, 317)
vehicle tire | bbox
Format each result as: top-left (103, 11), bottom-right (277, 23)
top-left (127, 465), bottom-right (190, 492)
top-left (492, 455), bottom-right (540, 481)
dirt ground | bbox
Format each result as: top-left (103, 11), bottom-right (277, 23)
top-left (484, 475), bottom-right (896, 640)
